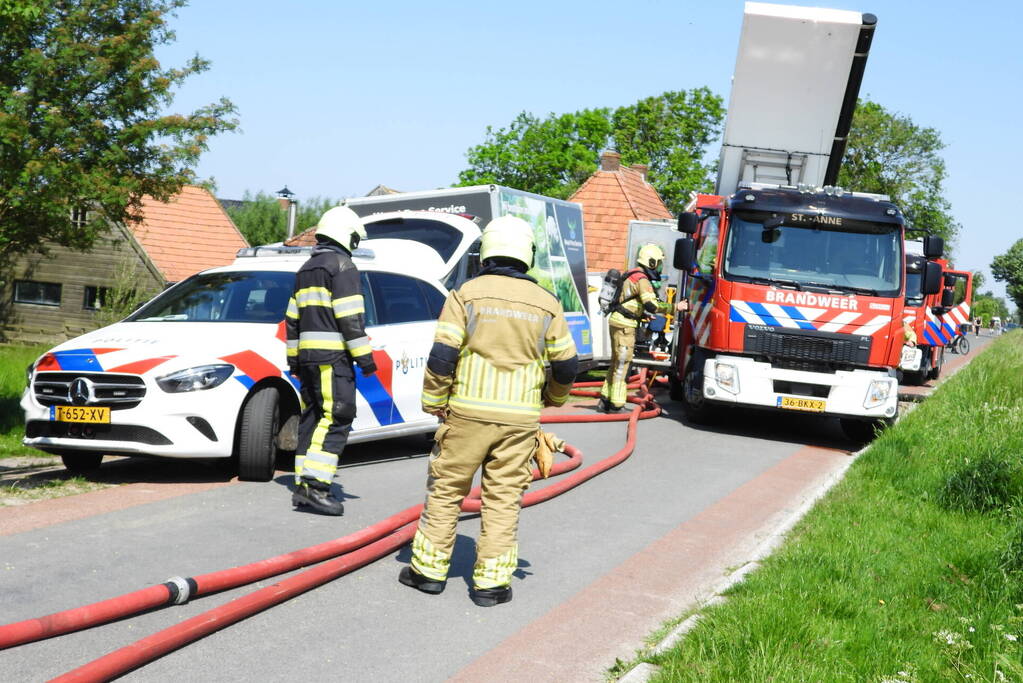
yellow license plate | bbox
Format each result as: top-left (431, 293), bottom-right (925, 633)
top-left (776, 396), bottom-right (826, 413)
top-left (53, 406), bottom-right (111, 423)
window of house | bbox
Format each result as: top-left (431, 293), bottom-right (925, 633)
top-left (14, 280), bottom-right (62, 306)
top-left (83, 286), bottom-right (110, 311)
top-left (71, 206), bottom-right (89, 228)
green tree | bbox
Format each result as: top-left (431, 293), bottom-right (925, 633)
top-left (224, 192), bottom-right (339, 246)
top-left (457, 88), bottom-right (725, 213)
top-left (972, 270), bottom-right (986, 293)
top-left (972, 291), bottom-right (1009, 326)
top-left (457, 109), bottom-right (612, 200)
top-left (991, 238), bottom-right (1023, 313)
top-left (611, 88), bottom-right (725, 213)
top-left (0, 0), bottom-right (238, 259)
top-left (838, 99), bottom-right (958, 247)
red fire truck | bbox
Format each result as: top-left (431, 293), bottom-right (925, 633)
top-left (900, 252), bottom-right (947, 385)
top-left (665, 3), bottom-right (945, 440)
top-left (900, 247), bottom-right (974, 385)
top-left (669, 188), bottom-right (943, 439)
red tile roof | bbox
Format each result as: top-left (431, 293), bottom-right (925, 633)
top-left (570, 164), bottom-right (673, 272)
top-left (128, 186), bottom-right (249, 282)
top-left (285, 227), bottom-right (316, 247)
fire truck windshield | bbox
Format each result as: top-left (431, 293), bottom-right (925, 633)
top-left (905, 271), bottom-right (924, 306)
top-left (723, 215), bottom-right (902, 297)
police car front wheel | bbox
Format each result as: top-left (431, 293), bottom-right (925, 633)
top-left (237, 386), bottom-right (280, 482)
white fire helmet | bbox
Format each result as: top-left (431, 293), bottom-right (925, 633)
top-left (480, 215), bottom-right (535, 269)
top-left (315, 206), bottom-right (367, 252)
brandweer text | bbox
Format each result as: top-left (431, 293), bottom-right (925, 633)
top-left (764, 290), bottom-right (859, 310)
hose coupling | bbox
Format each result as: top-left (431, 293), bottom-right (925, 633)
top-left (163, 576), bottom-right (196, 605)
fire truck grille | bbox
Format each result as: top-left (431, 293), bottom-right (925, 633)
top-left (743, 327), bottom-right (871, 368)
top-left (33, 372), bottom-right (146, 410)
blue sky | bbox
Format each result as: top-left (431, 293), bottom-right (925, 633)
top-left (158, 0), bottom-right (1022, 306)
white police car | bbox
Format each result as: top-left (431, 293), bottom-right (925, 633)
top-left (21, 211), bottom-right (483, 481)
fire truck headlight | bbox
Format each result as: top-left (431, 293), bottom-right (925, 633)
top-left (156, 364), bottom-right (235, 393)
top-left (714, 362), bottom-right (739, 395)
top-left (863, 379), bottom-right (894, 409)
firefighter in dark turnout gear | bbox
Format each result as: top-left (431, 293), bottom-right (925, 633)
top-left (397, 215), bottom-right (579, 607)
top-left (286, 206), bottom-right (376, 515)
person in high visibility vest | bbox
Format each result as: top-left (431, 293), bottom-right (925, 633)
top-left (286, 206), bottom-right (377, 516)
top-left (398, 215), bottom-right (579, 607)
top-left (598, 243), bottom-right (669, 413)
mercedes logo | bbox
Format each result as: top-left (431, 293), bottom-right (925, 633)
top-left (70, 378), bottom-right (93, 405)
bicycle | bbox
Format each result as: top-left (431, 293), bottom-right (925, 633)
top-left (946, 333), bottom-right (970, 355)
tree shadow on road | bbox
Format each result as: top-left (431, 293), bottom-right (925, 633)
top-left (651, 386), bottom-right (864, 453)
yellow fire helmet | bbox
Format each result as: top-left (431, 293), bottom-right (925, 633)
top-left (480, 215), bottom-right (535, 269)
top-left (315, 205), bottom-right (367, 252)
top-left (636, 243), bottom-right (665, 272)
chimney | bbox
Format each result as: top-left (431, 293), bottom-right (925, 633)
top-left (630, 163), bottom-right (649, 180)
top-left (277, 197), bottom-right (290, 211)
top-left (600, 150), bottom-right (621, 172)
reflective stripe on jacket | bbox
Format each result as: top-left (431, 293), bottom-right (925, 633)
top-left (422, 272), bottom-right (578, 426)
top-left (609, 271), bottom-right (660, 329)
top-left (286, 244), bottom-right (376, 375)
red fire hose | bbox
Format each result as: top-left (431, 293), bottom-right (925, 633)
top-left (1, 373), bottom-right (660, 681)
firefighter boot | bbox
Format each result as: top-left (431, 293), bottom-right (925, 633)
top-left (398, 566), bottom-right (446, 595)
top-left (292, 478), bottom-right (344, 516)
top-left (470, 584), bottom-right (513, 607)
top-left (597, 397), bottom-right (621, 413)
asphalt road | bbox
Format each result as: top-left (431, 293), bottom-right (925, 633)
top-left (0, 336), bottom-right (994, 681)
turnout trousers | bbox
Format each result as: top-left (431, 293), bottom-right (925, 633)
top-left (410, 413), bottom-right (536, 589)
top-left (600, 324), bottom-right (636, 408)
top-left (294, 363), bottom-right (356, 486)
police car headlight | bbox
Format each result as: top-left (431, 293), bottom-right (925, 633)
top-left (156, 364), bottom-right (235, 393)
top-left (714, 362), bottom-right (739, 395)
top-left (863, 379), bottom-right (894, 409)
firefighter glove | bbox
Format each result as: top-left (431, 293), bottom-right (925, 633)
top-left (533, 430), bottom-right (565, 479)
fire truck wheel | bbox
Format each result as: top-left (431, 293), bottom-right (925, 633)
top-left (840, 417), bottom-right (891, 443)
top-left (668, 375), bottom-right (685, 402)
top-left (928, 360), bottom-right (942, 381)
top-left (237, 386), bottom-right (279, 482)
top-left (903, 369), bottom-right (926, 386)
top-left (681, 365), bottom-right (715, 425)
top-left (60, 452), bottom-right (103, 474)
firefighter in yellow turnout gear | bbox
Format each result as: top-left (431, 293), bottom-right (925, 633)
top-left (286, 206), bottom-right (377, 516)
top-left (398, 215), bottom-right (579, 607)
top-left (599, 244), bottom-right (669, 412)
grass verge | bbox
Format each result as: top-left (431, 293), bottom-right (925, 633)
top-left (0, 344), bottom-right (48, 459)
top-left (1, 476), bottom-right (112, 505)
top-left (642, 331), bottom-right (1023, 682)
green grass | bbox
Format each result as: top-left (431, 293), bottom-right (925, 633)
top-left (642, 331), bottom-right (1023, 682)
top-left (1, 475), bottom-right (111, 504)
top-left (0, 344), bottom-right (49, 458)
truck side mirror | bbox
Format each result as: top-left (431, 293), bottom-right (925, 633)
top-left (677, 212), bottom-right (699, 235)
top-left (673, 237), bottom-right (696, 270)
top-left (941, 288), bottom-right (955, 307)
top-left (922, 261), bottom-right (942, 295)
top-left (943, 273), bottom-right (956, 287)
top-left (923, 235), bottom-right (944, 259)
